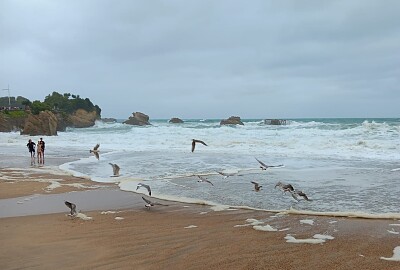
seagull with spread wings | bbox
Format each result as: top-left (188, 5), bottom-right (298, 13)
top-left (137, 183), bottom-right (152, 196)
top-left (255, 157), bottom-right (283, 170)
top-left (142, 196), bottom-right (168, 209)
top-left (197, 175), bottom-right (214, 186)
top-left (291, 190), bottom-right (312, 201)
top-left (274, 181), bottom-right (295, 193)
top-left (192, 139), bottom-right (208, 152)
top-left (251, 181), bottom-right (262, 192)
top-left (109, 163), bottom-right (120, 177)
top-left (90, 144), bottom-right (100, 160)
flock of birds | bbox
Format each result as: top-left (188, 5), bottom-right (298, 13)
top-left (64, 139), bottom-right (311, 216)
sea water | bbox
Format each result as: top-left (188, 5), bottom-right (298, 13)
top-left (1, 118), bottom-right (399, 216)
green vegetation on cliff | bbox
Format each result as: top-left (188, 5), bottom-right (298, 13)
top-left (30, 92), bottom-right (101, 116)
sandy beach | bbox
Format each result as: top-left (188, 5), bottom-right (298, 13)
top-left (1, 160), bottom-right (400, 269)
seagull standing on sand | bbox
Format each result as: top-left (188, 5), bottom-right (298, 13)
top-left (109, 163), bottom-right (120, 177)
top-left (90, 144), bottom-right (100, 160)
top-left (64, 201), bottom-right (77, 216)
top-left (137, 183), bottom-right (152, 196)
top-left (142, 196), bottom-right (168, 209)
top-left (192, 139), bottom-right (208, 152)
top-left (197, 175), bottom-right (214, 186)
top-left (255, 158), bottom-right (284, 170)
top-left (251, 181), bottom-right (262, 192)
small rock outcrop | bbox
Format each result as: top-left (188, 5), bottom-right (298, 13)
top-left (169, 117), bottom-right (184, 124)
top-left (220, 116), bottom-right (244, 125)
top-left (67, 109), bottom-right (99, 128)
top-left (123, 112), bottom-right (151, 126)
top-left (21, 110), bottom-right (58, 136)
top-left (264, 119), bottom-right (287, 125)
top-left (101, 118), bottom-right (117, 123)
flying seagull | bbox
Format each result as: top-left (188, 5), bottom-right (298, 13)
top-left (274, 181), bottom-right (295, 193)
top-left (255, 158), bottom-right (284, 170)
top-left (142, 196), bottom-right (168, 209)
top-left (217, 172), bottom-right (237, 178)
top-left (137, 183), bottom-right (152, 196)
top-left (197, 175), bottom-right (214, 186)
top-left (109, 163), bottom-right (120, 177)
top-left (291, 190), bottom-right (312, 201)
top-left (192, 139), bottom-right (208, 152)
top-left (64, 200), bottom-right (77, 216)
top-left (251, 181), bottom-right (262, 192)
top-left (90, 144), bottom-right (100, 160)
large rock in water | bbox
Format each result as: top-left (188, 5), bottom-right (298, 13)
top-left (123, 112), bottom-right (151, 126)
top-left (169, 117), bottom-right (184, 124)
top-left (220, 116), bottom-right (244, 125)
top-left (67, 109), bottom-right (99, 128)
top-left (21, 110), bottom-right (58, 136)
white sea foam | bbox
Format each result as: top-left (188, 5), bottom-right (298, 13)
top-left (76, 213), bottom-right (93, 220)
top-left (114, 217), bottom-right (124, 220)
top-left (389, 224), bottom-right (400, 226)
top-left (380, 246), bottom-right (400, 261)
top-left (184, 225), bottom-right (198, 229)
top-left (253, 225), bottom-right (278, 232)
top-left (101, 211), bottom-right (117, 214)
top-left (387, 229), bottom-right (399, 235)
top-left (300, 219), bottom-right (314, 225)
top-left (313, 234), bottom-right (335, 240)
top-left (284, 234), bottom-right (325, 244)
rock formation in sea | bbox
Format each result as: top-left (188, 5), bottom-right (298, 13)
top-left (220, 116), bottom-right (244, 125)
top-left (20, 110), bottom-right (58, 136)
top-left (169, 117), bottom-right (184, 124)
top-left (263, 119), bottom-right (287, 125)
top-left (101, 118), bottom-right (117, 123)
top-left (123, 112), bottom-right (151, 126)
top-left (67, 109), bottom-right (99, 128)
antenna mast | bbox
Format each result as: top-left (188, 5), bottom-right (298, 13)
top-left (2, 84), bottom-right (11, 107)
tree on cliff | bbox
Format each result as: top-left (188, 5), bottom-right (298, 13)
top-left (29, 91), bottom-right (101, 116)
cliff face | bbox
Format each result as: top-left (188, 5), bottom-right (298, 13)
top-left (20, 111), bottom-right (58, 136)
top-left (67, 109), bottom-right (99, 128)
top-left (0, 114), bottom-right (26, 132)
top-left (1, 108), bottom-right (100, 136)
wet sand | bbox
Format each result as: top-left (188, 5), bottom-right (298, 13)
top-left (1, 163), bottom-right (400, 269)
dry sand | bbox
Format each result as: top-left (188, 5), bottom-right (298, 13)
top-left (1, 168), bottom-right (400, 269)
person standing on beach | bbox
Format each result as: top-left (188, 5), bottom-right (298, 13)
top-left (40, 138), bottom-right (45, 163)
top-left (27, 139), bottom-right (36, 158)
top-left (37, 140), bottom-right (43, 164)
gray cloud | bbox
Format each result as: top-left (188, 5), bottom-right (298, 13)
top-left (1, 0), bottom-right (399, 118)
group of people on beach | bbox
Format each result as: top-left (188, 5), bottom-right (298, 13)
top-left (26, 138), bottom-right (45, 164)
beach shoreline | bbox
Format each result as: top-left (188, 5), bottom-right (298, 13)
top-left (1, 157), bottom-right (400, 269)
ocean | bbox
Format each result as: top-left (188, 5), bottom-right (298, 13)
top-left (1, 118), bottom-right (400, 217)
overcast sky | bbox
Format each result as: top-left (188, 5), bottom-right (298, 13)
top-left (1, 0), bottom-right (399, 119)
